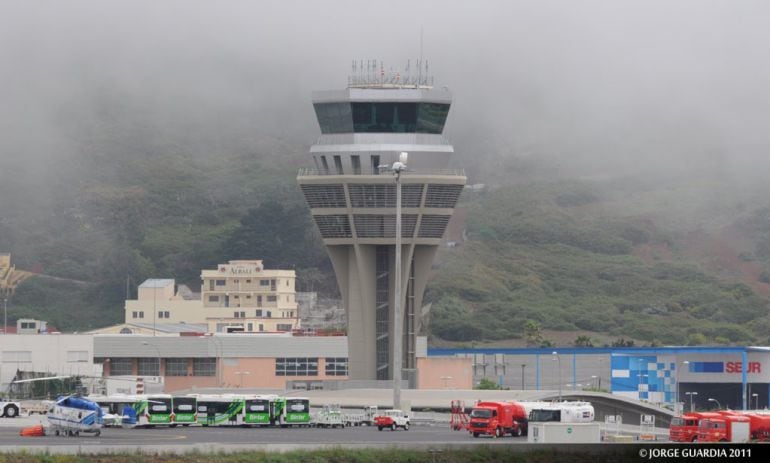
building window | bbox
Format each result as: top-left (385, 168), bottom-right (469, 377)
top-left (325, 357), bottom-right (348, 376)
top-left (266, 311), bottom-right (271, 318)
top-left (139, 311), bottom-right (144, 319)
top-left (2, 351), bottom-right (32, 363)
top-left (109, 358), bottom-right (132, 376)
top-left (234, 279), bottom-right (239, 283)
top-left (159, 311), bottom-right (170, 319)
top-left (275, 357), bottom-right (318, 376)
top-left (164, 311), bottom-right (170, 318)
top-left (267, 295), bottom-right (277, 302)
top-left (193, 358), bottom-right (216, 376)
top-left (351, 155), bottom-right (361, 174)
top-left (137, 358), bottom-right (160, 376)
top-left (259, 324), bottom-right (264, 332)
top-left (246, 279), bottom-right (251, 283)
top-left (132, 311), bottom-right (138, 318)
top-left (234, 311), bottom-right (245, 318)
top-left (209, 280), bottom-right (215, 291)
top-left (257, 295), bottom-right (262, 307)
top-left (216, 279), bottom-right (226, 286)
top-left (320, 155), bottom-right (329, 173)
top-left (333, 155), bottom-right (343, 174)
top-left (260, 279), bottom-right (270, 286)
top-left (66, 351), bottom-right (89, 363)
top-left (277, 324), bottom-right (292, 332)
top-left (165, 358), bottom-right (187, 377)
top-left (371, 155), bottom-right (380, 174)
top-left (209, 295), bottom-right (219, 302)
top-left (247, 323), bottom-right (253, 332)
top-left (271, 279), bottom-right (276, 290)
top-left (256, 309), bottom-right (262, 317)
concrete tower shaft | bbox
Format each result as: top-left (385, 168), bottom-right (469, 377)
top-left (297, 84), bottom-right (466, 381)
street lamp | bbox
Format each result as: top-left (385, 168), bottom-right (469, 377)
top-left (521, 364), bottom-right (526, 390)
top-left (685, 392), bottom-right (698, 412)
top-left (202, 334), bottom-right (222, 388)
top-left (676, 360), bottom-right (689, 415)
top-left (141, 341), bottom-right (162, 378)
top-left (235, 371), bottom-right (251, 388)
top-left (392, 151), bottom-right (408, 410)
top-left (752, 393), bottom-right (759, 410)
top-left (552, 351), bottom-right (561, 401)
top-left (708, 397), bottom-right (721, 410)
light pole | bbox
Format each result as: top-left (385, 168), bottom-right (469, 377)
top-left (153, 282), bottom-right (157, 336)
top-left (708, 397), bottom-right (721, 410)
top-left (2, 297), bottom-right (7, 335)
top-left (676, 360), bottom-right (689, 414)
top-left (392, 152), bottom-right (408, 410)
top-left (752, 393), bottom-right (759, 410)
top-left (235, 371), bottom-right (250, 388)
top-left (552, 351), bottom-right (561, 401)
top-left (141, 341), bottom-right (162, 378)
top-left (591, 375), bottom-right (598, 390)
top-left (203, 334), bottom-right (222, 387)
top-left (686, 392), bottom-right (698, 412)
top-left (521, 364), bottom-right (526, 390)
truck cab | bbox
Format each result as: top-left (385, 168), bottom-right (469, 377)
top-left (669, 412), bottom-right (721, 442)
top-left (469, 401), bottom-right (528, 438)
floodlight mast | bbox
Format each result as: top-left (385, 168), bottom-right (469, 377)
top-left (393, 152), bottom-right (407, 410)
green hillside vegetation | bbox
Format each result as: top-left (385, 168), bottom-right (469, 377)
top-left (428, 179), bottom-right (770, 346)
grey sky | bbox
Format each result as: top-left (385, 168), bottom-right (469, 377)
top-left (2, 0), bottom-right (770, 182)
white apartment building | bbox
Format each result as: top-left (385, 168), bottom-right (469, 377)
top-left (124, 260), bottom-right (299, 333)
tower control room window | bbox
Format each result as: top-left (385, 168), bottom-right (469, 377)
top-left (333, 155), bottom-right (343, 174)
top-left (351, 155), bottom-right (361, 174)
top-left (320, 156), bottom-right (329, 173)
top-left (313, 102), bottom-right (449, 134)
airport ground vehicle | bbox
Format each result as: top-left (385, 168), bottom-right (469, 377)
top-left (697, 414), bottom-right (751, 442)
top-left (272, 397), bottom-right (311, 426)
top-left (469, 401), bottom-right (528, 438)
top-left (745, 413), bottom-right (770, 441)
top-left (48, 396), bottom-right (103, 436)
top-left (196, 394), bottom-right (244, 426)
top-left (669, 412), bottom-right (722, 442)
top-left (314, 404), bottom-right (345, 428)
top-left (344, 405), bottom-right (378, 426)
top-left (0, 398), bottom-right (21, 418)
top-left (243, 395), bottom-right (274, 426)
top-left (135, 394), bottom-right (173, 426)
top-left (527, 403), bottom-right (595, 424)
top-left (374, 409), bottom-right (410, 431)
top-left (171, 395), bottom-right (197, 425)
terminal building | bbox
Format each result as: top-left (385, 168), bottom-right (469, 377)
top-left (431, 346), bottom-right (770, 411)
top-left (297, 65), bottom-right (466, 381)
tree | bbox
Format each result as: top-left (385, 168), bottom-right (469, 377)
top-left (574, 335), bottom-right (594, 347)
top-left (221, 200), bottom-right (325, 269)
top-left (475, 378), bottom-right (504, 390)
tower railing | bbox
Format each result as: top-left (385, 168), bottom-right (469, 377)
top-left (297, 168), bottom-right (465, 177)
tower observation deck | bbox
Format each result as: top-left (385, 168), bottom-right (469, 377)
top-left (297, 66), bottom-right (466, 381)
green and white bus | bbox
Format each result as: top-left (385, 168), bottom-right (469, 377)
top-left (196, 394), bottom-right (244, 426)
top-left (136, 394), bottom-right (173, 426)
top-left (171, 395), bottom-right (197, 426)
top-left (272, 397), bottom-right (311, 427)
top-left (243, 394), bottom-right (273, 426)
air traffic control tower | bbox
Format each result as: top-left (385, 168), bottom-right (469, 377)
top-left (297, 63), bottom-right (466, 381)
